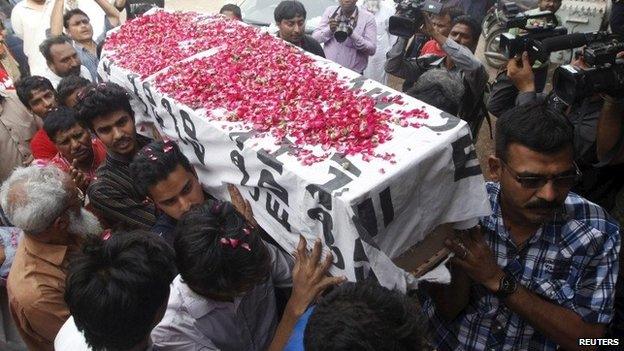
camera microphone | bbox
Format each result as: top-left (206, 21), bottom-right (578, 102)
top-left (540, 32), bottom-right (611, 53)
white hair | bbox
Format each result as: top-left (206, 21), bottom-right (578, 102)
top-left (0, 165), bottom-right (70, 234)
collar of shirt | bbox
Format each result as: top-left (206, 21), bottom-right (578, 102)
top-left (175, 276), bottom-right (244, 319)
top-left (23, 235), bottom-right (72, 267)
top-left (481, 182), bottom-right (569, 246)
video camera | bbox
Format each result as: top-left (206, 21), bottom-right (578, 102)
top-left (498, 1), bottom-right (567, 63)
top-left (388, 0), bottom-right (443, 38)
top-left (553, 36), bottom-right (624, 104)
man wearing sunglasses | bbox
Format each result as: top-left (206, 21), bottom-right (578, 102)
top-left (421, 101), bottom-right (620, 351)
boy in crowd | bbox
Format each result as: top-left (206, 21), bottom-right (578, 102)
top-left (220, 4), bottom-right (242, 21)
top-left (274, 1), bottom-right (325, 58)
top-left (57, 76), bottom-right (91, 107)
top-left (303, 281), bottom-right (428, 350)
top-left (130, 140), bottom-right (208, 243)
top-left (51, 1), bottom-right (121, 81)
top-left (55, 231), bottom-right (176, 351)
top-left (15, 76), bottom-right (59, 160)
top-left (75, 82), bottom-right (156, 230)
top-left (152, 201), bottom-right (345, 350)
top-left (41, 106), bottom-right (107, 190)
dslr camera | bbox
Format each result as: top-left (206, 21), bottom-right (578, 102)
top-left (498, 1), bottom-right (567, 63)
top-left (334, 15), bottom-right (354, 43)
top-left (389, 0), bottom-right (443, 38)
top-left (553, 37), bottom-right (624, 104)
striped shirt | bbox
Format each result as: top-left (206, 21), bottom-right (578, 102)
top-left (422, 182), bottom-right (620, 351)
top-left (87, 135), bottom-right (156, 231)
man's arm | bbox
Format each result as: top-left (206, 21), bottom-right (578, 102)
top-left (384, 37), bottom-right (426, 82)
top-left (446, 227), bottom-right (619, 351)
top-left (87, 180), bottom-right (156, 230)
top-left (95, 0), bottom-right (121, 28)
top-left (50, 0), bottom-right (65, 36)
top-left (596, 96), bottom-right (624, 164)
top-left (311, 8), bottom-right (335, 44)
top-left (10, 6), bottom-right (24, 39)
top-left (349, 14), bottom-right (376, 56)
top-left (488, 52), bottom-right (547, 117)
top-left (267, 236), bottom-right (345, 351)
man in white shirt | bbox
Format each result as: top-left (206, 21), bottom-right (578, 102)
top-left (39, 36), bottom-right (92, 88)
top-left (55, 231), bottom-right (176, 351)
top-left (11, 0), bottom-right (56, 76)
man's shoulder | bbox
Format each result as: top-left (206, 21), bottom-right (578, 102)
top-left (563, 192), bottom-right (620, 239)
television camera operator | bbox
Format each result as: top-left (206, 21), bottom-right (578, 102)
top-left (488, 40), bottom-right (624, 211)
top-left (385, 10), bottom-right (488, 137)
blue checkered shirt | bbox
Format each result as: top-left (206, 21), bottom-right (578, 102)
top-left (422, 182), bottom-right (620, 351)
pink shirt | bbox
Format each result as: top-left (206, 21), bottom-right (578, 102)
top-left (312, 6), bottom-right (377, 74)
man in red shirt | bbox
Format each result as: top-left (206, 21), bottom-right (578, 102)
top-left (16, 76), bottom-right (59, 160)
top-left (36, 106), bottom-right (106, 190)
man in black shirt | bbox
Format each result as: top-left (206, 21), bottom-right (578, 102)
top-left (274, 1), bottom-right (325, 58)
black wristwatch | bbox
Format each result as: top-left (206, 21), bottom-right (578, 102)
top-left (494, 273), bottom-right (518, 299)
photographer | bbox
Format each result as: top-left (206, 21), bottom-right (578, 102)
top-left (487, 52), bottom-right (624, 210)
top-left (393, 4), bottom-right (465, 91)
top-left (386, 13), bottom-right (488, 136)
top-left (312, 0), bottom-right (377, 74)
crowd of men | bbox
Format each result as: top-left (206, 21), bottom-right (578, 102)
top-left (0, 0), bottom-right (623, 350)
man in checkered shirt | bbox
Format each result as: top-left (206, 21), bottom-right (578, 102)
top-left (420, 101), bottom-right (620, 350)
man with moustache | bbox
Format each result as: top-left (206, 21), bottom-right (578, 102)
top-left (75, 82), bottom-right (156, 231)
top-left (0, 165), bottom-right (103, 351)
top-left (420, 101), bottom-right (620, 350)
top-left (39, 35), bottom-right (92, 89)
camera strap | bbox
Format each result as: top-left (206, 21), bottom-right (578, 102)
top-left (331, 6), bottom-right (359, 29)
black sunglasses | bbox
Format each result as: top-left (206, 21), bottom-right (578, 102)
top-left (500, 160), bottom-right (581, 189)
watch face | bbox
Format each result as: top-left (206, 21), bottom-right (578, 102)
top-left (498, 274), bottom-right (517, 297)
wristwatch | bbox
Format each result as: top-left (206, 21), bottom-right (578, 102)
top-left (494, 273), bottom-right (518, 299)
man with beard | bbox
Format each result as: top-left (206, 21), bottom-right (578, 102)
top-left (39, 35), bottom-right (92, 89)
top-left (420, 101), bottom-right (620, 350)
top-left (75, 82), bottom-right (156, 231)
top-left (0, 165), bottom-right (103, 351)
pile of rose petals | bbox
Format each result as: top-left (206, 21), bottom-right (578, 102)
top-left (105, 11), bottom-right (430, 164)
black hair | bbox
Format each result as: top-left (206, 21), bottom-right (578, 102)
top-left (304, 281), bottom-right (428, 351)
top-left (65, 231), bottom-right (176, 351)
top-left (39, 35), bottom-right (73, 63)
top-left (15, 76), bottom-right (55, 108)
top-left (43, 106), bottom-right (80, 142)
top-left (439, 5), bottom-right (465, 22)
top-left (495, 100), bottom-right (574, 161)
top-left (274, 1), bottom-right (307, 22)
top-left (174, 200), bottom-right (271, 297)
top-left (57, 76), bottom-right (91, 106)
top-left (452, 15), bottom-right (482, 41)
top-left (130, 140), bottom-right (195, 198)
top-left (63, 9), bottom-right (89, 29)
top-left (74, 82), bottom-right (134, 130)
top-left (220, 4), bottom-right (242, 19)
top-left (407, 69), bottom-right (464, 116)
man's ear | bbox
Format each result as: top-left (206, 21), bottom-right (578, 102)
top-left (488, 155), bottom-right (502, 181)
top-left (53, 211), bottom-right (70, 233)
